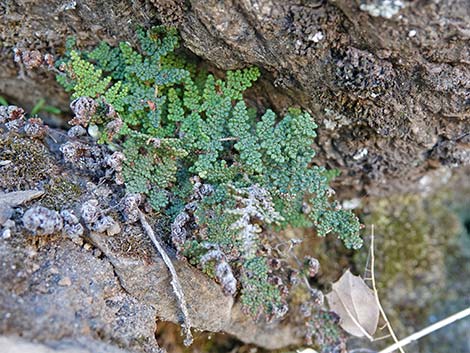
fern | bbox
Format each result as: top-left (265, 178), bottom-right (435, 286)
top-left (56, 26), bottom-right (362, 321)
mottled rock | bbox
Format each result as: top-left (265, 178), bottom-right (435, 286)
top-left (0, 236), bottom-right (161, 353)
top-left (4, 0), bottom-right (468, 197)
top-left (89, 228), bottom-right (301, 348)
top-left (0, 336), bottom-right (136, 353)
top-left (0, 190), bottom-right (44, 225)
top-left (89, 230), bottom-right (234, 332)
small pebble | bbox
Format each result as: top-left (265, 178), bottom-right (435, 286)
top-left (3, 220), bottom-right (15, 229)
top-left (309, 31), bottom-right (324, 43)
top-left (1, 228), bottom-right (11, 239)
top-left (58, 276), bottom-right (72, 286)
top-left (67, 125), bottom-right (86, 138)
top-left (106, 220), bottom-right (121, 236)
top-left (87, 124), bottom-right (100, 139)
top-left (49, 267), bottom-right (59, 274)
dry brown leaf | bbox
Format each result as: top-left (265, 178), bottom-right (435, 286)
top-left (326, 269), bottom-right (379, 338)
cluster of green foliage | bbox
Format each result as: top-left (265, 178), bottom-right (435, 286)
top-left (56, 26), bottom-right (362, 320)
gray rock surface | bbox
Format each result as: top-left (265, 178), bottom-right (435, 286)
top-left (0, 234), bottom-right (161, 353)
top-left (1, 0), bottom-right (468, 198)
top-left (88, 230), bottom-right (234, 333)
top-left (0, 216), bottom-right (300, 351)
top-left (0, 336), bottom-right (137, 353)
top-left (0, 190), bottom-right (44, 225)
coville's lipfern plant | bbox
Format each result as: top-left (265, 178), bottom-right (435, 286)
top-left (56, 26), bottom-right (362, 321)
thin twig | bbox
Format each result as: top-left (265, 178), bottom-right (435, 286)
top-left (363, 242), bottom-right (372, 279)
top-left (341, 301), bottom-right (374, 341)
top-left (373, 334), bottom-right (392, 341)
top-left (219, 136), bottom-right (239, 142)
top-left (370, 225), bottom-right (405, 353)
top-left (138, 210), bottom-right (193, 346)
top-left (378, 307), bottom-right (470, 353)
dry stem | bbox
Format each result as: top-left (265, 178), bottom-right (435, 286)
top-left (378, 307), bottom-right (470, 353)
top-left (139, 210), bottom-right (193, 346)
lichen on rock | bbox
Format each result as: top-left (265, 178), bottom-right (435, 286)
top-left (22, 206), bottom-right (63, 235)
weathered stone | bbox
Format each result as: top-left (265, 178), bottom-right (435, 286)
top-left (0, 336), bottom-right (139, 353)
top-left (0, 233), bottom-right (163, 353)
top-left (1, 0), bottom-right (469, 197)
top-left (0, 190), bottom-right (44, 225)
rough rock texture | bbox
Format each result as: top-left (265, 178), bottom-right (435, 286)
top-left (0, 238), bottom-right (161, 353)
top-left (178, 0), bottom-right (470, 198)
top-left (0, 0), bottom-right (159, 115)
top-left (0, 121), bottom-right (301, 351)
top-left (90, 230), bottom-right (299, 348)
top-left (0, 336), bottom-right (133, 353)
top-left (1, 1), bottom-right (469, 351)
top-left (1, 0), bottom-right (469, 197)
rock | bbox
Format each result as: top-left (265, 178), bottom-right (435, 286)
top-left (1, 0), bottom-right (469, 197)
top-left (0, 190), bottom-right (44, 225)
top-left (1, 229), bottom-right (11, 240)
top-left (89, 229), bottom-right (229, 327)
top-left (0, 208), bottom-right (13, 227)
top-left (0, 236), bottom-right (161, 353)
top-left (58, 276), bottom-right (72, 286)
top-left (89, 228), bottom-right (302, 349)
top-left (0, 190), bottom-right (45, 207)
top-left (0, 336), bottom-right (140, 353)
top-left (225, 302), bottom-right (300, 349)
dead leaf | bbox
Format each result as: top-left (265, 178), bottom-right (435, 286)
top-left (326, 269), bottom-right (379, 338)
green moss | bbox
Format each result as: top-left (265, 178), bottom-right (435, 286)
top-left (355, 192), bottom-right (463, 339)
top-left (40, 176), bottom-right (83, 210)
top-left (0, 135), bottom-right (59, 191)
top-left (358, 194), bottom-right (459, 291)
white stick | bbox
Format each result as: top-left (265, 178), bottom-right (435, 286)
top-left (378, 307), bottom-right (470, 353)
top-left (139, 210), bottom-right (193, 346)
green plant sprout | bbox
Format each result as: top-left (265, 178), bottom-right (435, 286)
top-left (0, 96), bottom-right (60, 115)
top-left (31, 98), bottom-right (62, 115)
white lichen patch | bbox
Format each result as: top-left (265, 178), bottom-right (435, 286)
top-left (308, 31), bottom-right (324, 43)
top-left (359, 0), bottom-right (405, 19)
top-left (22, 206), bottom-right (63, 235)
top-left (353, 148), bottom-right (369, 161)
